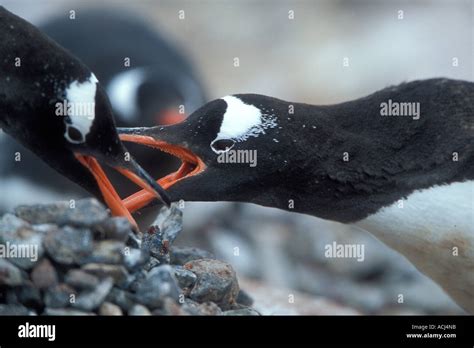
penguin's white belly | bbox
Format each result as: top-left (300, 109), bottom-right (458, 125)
top-left (355, 181), bottom-right (474, 312)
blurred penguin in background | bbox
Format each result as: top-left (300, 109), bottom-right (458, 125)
top-left (0, 8), bottom-right (206, 212)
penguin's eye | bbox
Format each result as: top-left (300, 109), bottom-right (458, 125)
top-left (211, 139), bottom-right (235, 153)
top-left (64, 125), bottom-right (85, 144)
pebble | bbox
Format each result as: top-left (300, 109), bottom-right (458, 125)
top-left (135, 265), bottom-right (181, 309)
top-left (81, 263), bottom-right (129, 285)
top-left (236, 289), bottom-right (254, 306)
top-left (128, 304), bottom-right (152, 316)
top-left (44, 226), bottom-right (93, 265)
top-left (174, 266), bottom-right (197, 289)
top-left (98, 301), bottom-right (123, 316)
top-left (72, 277), bottom-right (114, 311)
top-left (64, 269), bottom-right (100, 290)
top-left (123, 248), bottom-right (148, 271)
top-left (16, 199), bottom-right (109, 228)
top-left (185, 259), bottom-right (239, 310)
top-left (14, 281), bottom-right (43, 309)
top-left (222, 308), bottom-right (260, 316)
top-left (82, 240), bottom-right (125, 264)
top-left (43, 308), bottom-right (96, 316)
top-left (0, 214), bottom-right (44, 269)
top-left (99, 217), bottom-right (132, 242)
top-left (0, 304), bottom-right (34, 315)
top-left (60, 199), bottom-right (109, 227)
top-left (142, 204), bottom-right (183, 263)
top-left (171, 247), bottom-right (215, 265)
top-left (105, 288), bottom-right (136, 312)
top-left (14, 202), bottom-right (69, 225)
top-left (142, 257), bottom-right (160, 272)
top-left (44, 283), bottom-right (76, 308)
top-left (30, 258), bottom-right (58, 289)
top-left (0, 258), bottom-right (25, 286)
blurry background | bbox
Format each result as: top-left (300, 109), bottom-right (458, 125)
top-left (0, 0), bottom-right (472, 314)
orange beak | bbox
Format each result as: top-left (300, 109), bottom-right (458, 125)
top-left (75, 154), bottom-right (169, 229)
top-left (119, 134), bottom-right (206, 212)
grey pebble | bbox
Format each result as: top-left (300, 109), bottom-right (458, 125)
top-left (99, 217), bottom-right (132, 242)
top-left (128, 304), bottom-right (151, 316)
top-left (135, 265), bottom-right (181, 309)
top-left (0, 213), bottom-right (44, 269)
top-left (81, 240), bottom-right (125, 265)
top-left (43, 308), bottom-right (96, 316)
top-left (15, 281), bottom-right (43, 309)
top-left (185, 259), bottom-right (239, 310)
top-left (222, 308), bottom-right (260, 316)
top-left (236, 289), bottom-right (254, 306)
top-left (81, 263), bottom-right (129, 285)
top-left (44, 226), bottom-right (93, 265)
top-left (64, 269), bottom-right (100, 290)
top-left (123, 248), bottom-right (148, 271)
top-left (0, 304), bottom-right (35, 315)
top-left (98, 301), bottom-right (123, 316)
top-left (0, 258), bottom-right (26, 286)
top-left (44, 283), bottom-right (76, 308)
top-left (72, 277), bottom-right (114, 311)
top-left (174, 266), bottom-right (197, 289)
top-left (105, 288), bottom-right (136, 312)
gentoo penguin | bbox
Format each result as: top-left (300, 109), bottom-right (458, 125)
top-left (0, 8), bottom-right (206, 209)
top-left (119, 78), bottom-right (474, 312)
top-left (0, 7), bottom-right (169, 226)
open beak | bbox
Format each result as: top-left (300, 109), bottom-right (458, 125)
top-left (75, 153), bottom-right (171, 229)
top-left (118, 134), bottom-right (206, 212)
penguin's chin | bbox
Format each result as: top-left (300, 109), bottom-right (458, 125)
top-left (119, 133), bottom-right (206, 212)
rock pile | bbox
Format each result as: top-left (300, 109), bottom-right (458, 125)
top-left (0, 199), bottom-right (257, 315)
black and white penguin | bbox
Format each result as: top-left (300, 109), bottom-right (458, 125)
top-left (0, 8), bottom-right (206, 211)
top-left (0, 7), bottom-right (169, 227)
top-left (119, 78), bottom-right (474, 312)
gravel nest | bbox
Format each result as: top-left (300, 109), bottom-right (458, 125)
top-left (0, 198), bottom-right (257, 316)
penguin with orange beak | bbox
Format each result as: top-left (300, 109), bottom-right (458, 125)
top-left (0, 7), bottom-right (169, 228)
top-left (119, 80), bottom-right (474, 312)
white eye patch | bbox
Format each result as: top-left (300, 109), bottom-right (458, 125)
top-left (210, 95), bottom-right (277, 154)
top-left (63, 73), bottom-right (98, 144)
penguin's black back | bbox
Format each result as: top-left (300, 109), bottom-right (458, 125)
top-left (274, 78), bottom-right (473, 221)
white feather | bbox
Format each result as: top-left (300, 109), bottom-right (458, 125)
top-left (210, 96), bottom-right (278, 154)
top-left (64, 73), bottom-right (98, 143)
top-left (355, 180), bottom-right (474, 312)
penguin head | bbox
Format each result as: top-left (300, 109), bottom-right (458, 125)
top-left (119, 94), bottom-right (298, 210)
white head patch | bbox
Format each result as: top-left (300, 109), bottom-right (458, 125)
top-left (106, 67), bottom-right (145, 122)
top-left (210, 96), bottom-right (277, 154)
top-left (63, 73), bottom-right (98, 144)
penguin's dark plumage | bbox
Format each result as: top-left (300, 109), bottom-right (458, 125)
top-left (119, 78), bottom-right (474, 312)
top-left (0, 7), bottom-right (169, 226)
